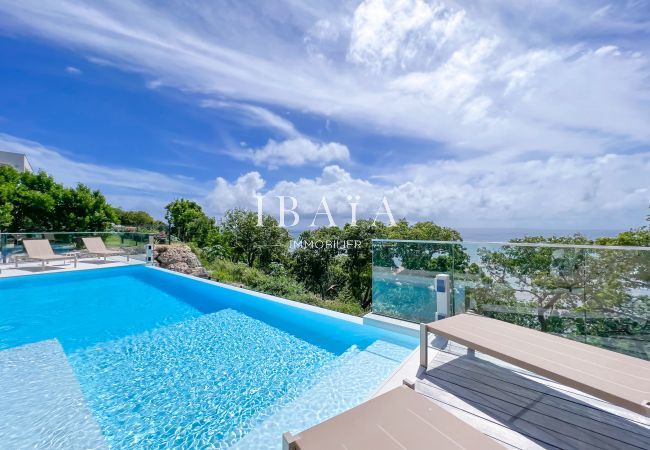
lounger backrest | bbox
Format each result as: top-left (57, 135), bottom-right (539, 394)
top-left (82, 237), bottom-right (109, 253)
top-left (23, 239), bottom-right (56, 257)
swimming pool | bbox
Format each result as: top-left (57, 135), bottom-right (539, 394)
top-left (0, 266), bottom-right (417, 448)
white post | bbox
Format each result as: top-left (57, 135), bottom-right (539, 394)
top-left (435, 274), bottom-right (451, 320)
top-left (146, 235), bottom-right (154, 265)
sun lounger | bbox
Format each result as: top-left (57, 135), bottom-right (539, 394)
top-left (15, 239), bottom-right (77, 270)
top-left (82, 237), bottom-right (129, 261)
top-left (421, 313), bottom-right (650, 417)
top-left (282, 384), bottom-right (504, 450)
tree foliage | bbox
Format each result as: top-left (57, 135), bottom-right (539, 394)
top-left (165, 199), bottom-right (216, 246)
top-left (0, 165), bottom-right (116, 231)
top-left (220, 208), bottom-right (290, 270)
top-left (116, 209), bottom-right (156, 227)
top-left (468, 232), bottom-right (649, 358)
top-left (291, 227), bottom-right (344, 300)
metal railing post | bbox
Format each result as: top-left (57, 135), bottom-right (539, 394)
top-left (420, 323), bottom-right (428, 368)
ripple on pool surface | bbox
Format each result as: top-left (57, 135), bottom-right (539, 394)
top-left (68, 309), bottom-right (339, 449)
top-left (0, 340), bottom-right (107, 449)
top-left (234, 339), bottom-right (413, 449)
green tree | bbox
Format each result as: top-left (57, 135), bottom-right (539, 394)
top-left (220, 208), bottom-right (290, 270)
top-left (165, 199), bottom-right (215, 245)
top-left (0, 202), bottom-right (12, 229)
top-left (476, 235), bottom-right (593, 332)
top-left (340, 219), bottom-right (388, 308)
top-left (116, 209), bottom-right (156, 227)
top-left (291, 227), bottom-right (344, 300)
top-left (595, 215), bottom-right (649, 247)
top-left (55, 184), bottom-right (118, 231)
top-left (0, 166), bottom-right (16, 228)
top-left (0, 166), bottom-right (116, 232)
top-left (185, 213), bottom-right (218, 247)
top-left (376, 219), bottom-right (468, 272)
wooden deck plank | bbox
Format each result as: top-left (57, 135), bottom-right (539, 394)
top-left (424, 361), bottom-right (650, 448)
top-left (429, 346), bottom-right (650, 427)
top-left (414, 383), bottom-right (549, 450)
top-left (427, 353), bottom-right (650, 438)
top-left (426, 314), bottom-right (650, 417)
top-left (419, 379), bottom-right (613, 450)
top-left (418, 351), bottom-right (650, 450)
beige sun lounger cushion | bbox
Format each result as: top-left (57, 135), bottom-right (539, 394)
top-left (82, 237), bottom-right (129, 260)
top-left (17, 239), bottom-right (75, 269)
top-left (283, 385), bottom-right (504, 450)
top-left (425, 313), bottom-right (650, 417)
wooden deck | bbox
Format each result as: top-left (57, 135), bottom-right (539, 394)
top-left (416, 339), bottom-right (650, 450)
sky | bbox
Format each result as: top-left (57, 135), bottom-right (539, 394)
top-left (0, 0), bottom-right (648, 231)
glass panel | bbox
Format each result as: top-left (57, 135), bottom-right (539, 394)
top-left (372, 239), bottom-right (650, 360)
top-left (581, 247), bottom-right (650, 360)
top-left (0, 232), bottom-right (150, 264)
top-left (372, 240), bottom-right (454, 323)
top-left (469, 243), bottom-right (587, 336)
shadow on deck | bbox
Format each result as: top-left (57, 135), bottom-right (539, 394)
top-left (417, 344), bottom-right (650, 450)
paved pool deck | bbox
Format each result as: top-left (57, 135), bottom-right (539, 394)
top-left (0, 256), bottom-right (145, 278)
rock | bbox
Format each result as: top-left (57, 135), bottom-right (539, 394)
top-left (153, 244), bottom-right (209, 278)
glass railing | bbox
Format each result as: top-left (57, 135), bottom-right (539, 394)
top-left (0, 231), bottom-right (152, 264)
top-left (372, 239), bottom-right (650, 360)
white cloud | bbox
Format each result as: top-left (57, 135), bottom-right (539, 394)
top-left (207, 171), bottom-right (265, 215)
top-left (65, 66), bottom-right (81, 74)
top-left (0, 133), bottom-right (207, 217)
top-left (206, 153), bottom-right (650, 229)
top-left (347, 0), bottom-right (465, 73)
top-left (1, 0), bottom-right (649, 228)
top-left (1, 0), bottom-right (648, 158)
top-left (201, 100), bottom-right (299, 138)
top-left (238, 137), bottom-right (350, 169)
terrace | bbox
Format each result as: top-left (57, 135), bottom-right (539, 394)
top-left (1, 235), bottom-right (649, 449)
top-left (367, 240), bottom-right (650, 449)
top-left (284, 239), bottom-right (650, 449)
top-left (0, 232), bottom-right (150, 277)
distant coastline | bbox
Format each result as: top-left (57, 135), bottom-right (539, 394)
top-left (455, 227), bottom-right (621, 242)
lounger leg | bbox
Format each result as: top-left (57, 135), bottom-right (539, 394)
top-left (467, 348), bottom-right (476, 358)
top-left (42, 260), bottom-right (45, 271)
top-left (282, 432), bottom-right (298, 450)
top-left (74, 255), bottom-right (77, 268)
top-left (420, 323), bottom-right (428, 368)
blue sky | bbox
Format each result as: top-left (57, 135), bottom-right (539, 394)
top-left (0, 0), bottom-right (648, 230)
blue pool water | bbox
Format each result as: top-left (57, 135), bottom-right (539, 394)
top-left (0, 266), bottom-right (416, 448)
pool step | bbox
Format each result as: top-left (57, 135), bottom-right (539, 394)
top-left (233, 340), bottom-right (413, 449)
top-left (0, 339), bottom-right (107, 449)
top-left (68, 309), bottom-right (341, 449)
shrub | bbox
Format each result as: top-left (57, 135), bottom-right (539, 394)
top-left (203, 258), bottom-right (364, 316)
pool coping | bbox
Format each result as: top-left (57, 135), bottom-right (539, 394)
top-left (147, 267), bottom-right (420, 341)
top-left (147, 266), bottom-right (367, 326)
top-left (2, 262), bottom-right (417, 337)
